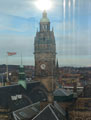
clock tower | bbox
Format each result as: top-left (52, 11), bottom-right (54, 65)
top-left (34, 11), bottom-right (56, 92)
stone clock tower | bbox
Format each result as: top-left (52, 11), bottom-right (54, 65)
top-left (34, 11), bottom-right (56, 92)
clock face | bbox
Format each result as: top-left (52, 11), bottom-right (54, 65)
top-left (40, 64), bottom-right (46, 70)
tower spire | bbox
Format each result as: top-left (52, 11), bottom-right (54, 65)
top-left (40, 10), bottom-right (50, 23)
top-left (18, 54), bottom-right (27, 89)
top-left (40, 11), bottom-right (50, 32)
top-left (55, 59), bottom-right (60, 80)
top-left (43, 10), bottom-right (47, 18)
top-left (21, 53), bottom-right (23, 66)
top-left (56, 59), bottom-right (59, 69)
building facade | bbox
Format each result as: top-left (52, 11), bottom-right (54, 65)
top-left (34, 11), bottom-right (56, 77)
top-left (68, 84), bottom-right (91, 120)
top-left (34, 11), bottom-right (56, 92)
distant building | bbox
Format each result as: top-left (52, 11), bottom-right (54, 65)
top-left (68, 84), bottom-right (91, 120)
top-left (60, 73), bottom-right (81, 87)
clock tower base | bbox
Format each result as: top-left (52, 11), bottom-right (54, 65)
top-left (34, 76), bottom-right (56, 92)
top-left (34, 11), bottom-right (57, 102)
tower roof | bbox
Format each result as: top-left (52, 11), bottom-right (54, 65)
top-left (40, 10), bottom-right (50, 23)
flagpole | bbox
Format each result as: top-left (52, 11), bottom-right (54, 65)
top-left (6, 53), bottom-right (9, 82)
top-left (6, 52), bottom-right (16, 83)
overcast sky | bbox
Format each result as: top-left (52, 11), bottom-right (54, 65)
top-left (0, 0), bottom-right (91, 66)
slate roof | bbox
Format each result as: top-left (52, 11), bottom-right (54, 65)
top-left (13, 102), bottom-right (40, 120)
top-left (54, 101), bottom-right (66, 116)
top-left (53, 88), bottom-right (73, 96)
top-left (0, 84), bottom-right (27, 110)
top-left (32, 103), bottom-right (66, 120)
top-left (0, 81), bottom-right (48, 111)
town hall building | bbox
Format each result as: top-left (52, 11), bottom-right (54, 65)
top-left (34, 10), bottom-right (57, 93)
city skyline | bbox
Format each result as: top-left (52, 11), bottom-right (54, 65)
top-left (0, 0), bottom-right (91, 67)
